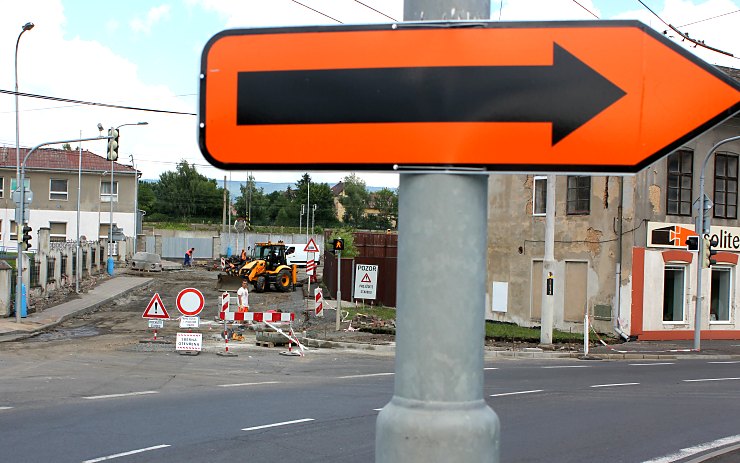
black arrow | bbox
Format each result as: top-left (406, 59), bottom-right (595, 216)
top-left (236, 43), bottom-right (625, 145)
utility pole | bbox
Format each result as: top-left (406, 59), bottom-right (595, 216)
top-left (540, 175), bottom-right (556, 345)
top-left (222, 175), bottom-right (228, 255)
top-left (375, 2), bottom-right (500, 463)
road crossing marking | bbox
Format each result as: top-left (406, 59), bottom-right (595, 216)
top-left (629, 362), bottom-right (674, 366)
top-left (541, 365), bottom-right (591, 369)
top-left (338, 373), bottom-right (394, 379)
top-left (218, 381), bottom-right (280, 388)
top-left (490, 390), bottom-right (544, 397)
top-left (590, 382), bottom-right (640, 388)
top-left (708, 361), bottom-right (740, 364)
top-left (0, 406), bottom-right (13, 410)
top-left (82, 444), bottom-right (170, 462)
top-left (83, 391), bottom-right (158, 400)
top-left (683, 377), bottom-right (740, 383)
top-left (484, 367), bottom-right (499, 370)
top-left (243, 418), bottom-right (314, 431)
top-left (642, 434), bottom-right (740, 463)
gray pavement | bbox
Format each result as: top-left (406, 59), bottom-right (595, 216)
top-left (0, 275), bottom-right (153, 342)
top-left (1, 276), bottom-right (739, 361)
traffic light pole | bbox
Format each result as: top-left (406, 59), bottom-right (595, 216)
top-left (693, 134), bottom-right (740, 350)
top-left (15, 135), bottom-right (111, 323)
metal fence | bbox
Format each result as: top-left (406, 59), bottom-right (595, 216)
top-left (30, 258), bottom-right (41, 288)
top-left (47, 257), bottom-right (56, 283)
top-left (61, 255), bottom-right (68, 276)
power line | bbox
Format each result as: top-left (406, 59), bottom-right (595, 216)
top-left (678, 9), bottom-right (740, 28)
top-left (290, 0), bottom-right (343, 23)
top-left (0, 89), bottom-right (196, 116)
top-left (635, 0), bottom-right (670, 28)
top-left (353, 1), bottom-right (398, 21)
top-left (0, 93), bottom-right (197, 115)
top-left (572, 0), bottom-right (599, 19)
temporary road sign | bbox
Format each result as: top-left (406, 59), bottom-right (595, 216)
top-left (221, 291), bottom-right (230, 313)
top-left (176, 332), bottom-right (202, 352)
top-left (353, 264), bottom-right (379, 300)
top-left (142, 293), bottom-right (169, 319)
top-left (199, 21), bottom-right (739, 174)
top-left (180, 316), bottom-right (200, 329)
top-left (148, 319), bottom-right (164, 329)
top-left (306, 259), bottom-right (317, 276)
top-left (304, 238), bottom-right (320, 253)
top-left (176, 288), bottom-right (205, 316)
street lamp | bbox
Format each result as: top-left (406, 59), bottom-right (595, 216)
top-left (107, 122), bottom-right (147, 276)
top-left (13, 21), bottom-right (34, 323)
top-left (130, 154), bottom-right (141, 255)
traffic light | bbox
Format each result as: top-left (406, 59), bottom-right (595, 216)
top-left (332, 238), bottom-right (344, 253)
top-left (701, 236), bottom-right (718, 268)
top-left (21, 225), bottom-right (32, 251)
top-left (686, 235), bottom-right (699, 252)
top-left (107, 128), bottom-right (119, 161)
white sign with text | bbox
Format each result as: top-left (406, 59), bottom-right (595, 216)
top-left (353, 264), bottom-right (378, 300)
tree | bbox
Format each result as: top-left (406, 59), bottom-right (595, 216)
top-left (339, 174), bottom-right (370, 227)
top-left (293, 173), bottom-right (338, 231)
top-left (371, 188), bottom-right (398, 230)
top-left (137, 181), bottom-right (156, 217)
top-left (62, 143), bottom-right (72, 151)
top-left (151, 160), bottom-right (223, 221)
top-left (234, 174), bottom-right (269, 227)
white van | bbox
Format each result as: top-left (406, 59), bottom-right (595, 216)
top-left (285, 244), bottom-right (321, 268)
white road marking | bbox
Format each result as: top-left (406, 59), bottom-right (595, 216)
top-left (642, 434), bottom-right (740, 463)
top-left (338, 373), bottom-right (394, 379)
top-left (83, 391), bottom-right (158, 400)
top-left (683, 377), bottom-right (740, 383)
top-left (82, 444), bottom-right (170, 462)
top-left (243, 418), bottom-right (314, 431)
top-left (629, 362), bottom-right (674, 366)
top-left (373, 408), bottom-right (383, 411)
top-left (541, 365), bottom-right (591, 369)
top-left (218, 381), bottom-right (280, 388)
top-left (490, 389), bottom-right (544, 397)
top-left (0, 406), bottom-right (13, 410)
top-left (590, 382), bottom-right (640, 388)
top-left (484, 367), bottom-right (499, 370)
top-left (708, 361), bottom-right (740, 364)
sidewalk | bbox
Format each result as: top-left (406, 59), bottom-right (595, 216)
top-left (0, 276), bottom-right (153, 342)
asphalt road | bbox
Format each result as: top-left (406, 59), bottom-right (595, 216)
top-left (0, 335), bottom-right (738, 463)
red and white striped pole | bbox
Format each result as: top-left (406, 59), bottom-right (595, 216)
top-left (153, 329), bottom-right (158, 341)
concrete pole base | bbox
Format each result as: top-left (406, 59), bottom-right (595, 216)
top-left (376, 396), bottom-right (500, 463)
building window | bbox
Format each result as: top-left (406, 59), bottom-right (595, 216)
top-left (667, 150), bottom-right (693, 216)
top-left (710, 267), bottom-right (732, 322)
top-left (713, 152), bottom-right (738, 219)
top-left (663, 266), bottom-right (686, 322)
top-left (567, 176), bottom-right (590, 215)
top-left (0, 177), bottom-right (4, 198)
top-left (10, 221), bottom-right (17, 241)
top-left (10, 177), bottom-right (30, 192)
top-left (533, 176), bottom-right (547, 216)
top-left (49, 179), bottom-right (69, 201)
top-left (50, 222), bottom-right (67, 243)
top-left (101, 181), bottom-right (118, 202)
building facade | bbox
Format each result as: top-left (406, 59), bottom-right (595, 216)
top-left (486, 68), bottom-right (740, 341)
top-left (0, 146), bottom-right (138, 252)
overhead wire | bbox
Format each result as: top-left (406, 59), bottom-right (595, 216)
top-left (289, 0), bottom-right (343, 23)
top-left (353, 1), bottom-right (398, 21)
top-left (678, 9), bottom-right (740, 28)
top-left (571, 0), bottom-right (599, 19)
top-left (0, 88), bottom-right (196, 116)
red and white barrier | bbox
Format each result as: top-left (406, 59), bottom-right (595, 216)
top-left (219, 311), bottom-right (295, 322)
top-left (314, 288), bottom-right (324, 317)
top-left (306, 259), bottom-right (317, 275)
top-left (220, 291), bottom-right (230, 314)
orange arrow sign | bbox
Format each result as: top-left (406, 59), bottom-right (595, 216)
top-left (199, 21), bottom-right (739, 173)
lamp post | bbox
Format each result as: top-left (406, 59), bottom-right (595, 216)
top-left (13, 21), bottom-right (34, 323)
top-left (107, 122), bottom-right (147, 276)
top-left (130, 154), bottom-right (140, 255)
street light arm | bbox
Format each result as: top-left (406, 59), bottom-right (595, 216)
top-left (22, 135), bottom-right (111, 166)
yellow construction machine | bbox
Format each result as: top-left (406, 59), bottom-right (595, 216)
top-left (217, 241), bottom-right (297, 292)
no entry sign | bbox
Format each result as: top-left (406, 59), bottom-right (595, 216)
top-left (199, 21), bottom-right (739, 173)
top-left (176, 288), bottom-right (205, 316)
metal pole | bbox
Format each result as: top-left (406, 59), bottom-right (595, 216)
top-left (14, 22), bottom-right (34, 324)
top-left (540, 174), bottom-right (556, 344)
top-left (376, 3), bottom-right (498, 462)
top-left (108, 155), bottom-right (114, 275)
top-left (131, 154), bottom-right (138, 254)
top-left (306, 177), bottom-right (310, 245)
top-left (16, 135), bottom-right (111, 323)
top-left (335, 249), bottom-right (342, 331)
top-left (694, 134), bottom-right (740, 351)
top-left (76, 131), bottom-right (82, 293)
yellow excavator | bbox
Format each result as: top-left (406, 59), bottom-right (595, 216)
top-left (218, 241), bottom-right (297, 292)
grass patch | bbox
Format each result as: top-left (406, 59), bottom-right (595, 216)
top-left (485, 321), bottom-right (583, 343)
top-left (346, 305), bottom-right (396, 321)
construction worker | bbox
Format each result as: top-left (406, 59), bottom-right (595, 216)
top-left (240, 248), bottom-right (247, 261)
top-left (237, 279), bottom-right (249, 312)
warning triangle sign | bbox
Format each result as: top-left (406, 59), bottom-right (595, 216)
top-left (361, 273), bottom-right (372, 283)
top-left (304, 238), bottom-right (320, 253)
top-left (143, 293), bottom-right (170, 319)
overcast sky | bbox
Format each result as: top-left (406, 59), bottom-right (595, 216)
top-left (1, 0), bottom-right (738, 188)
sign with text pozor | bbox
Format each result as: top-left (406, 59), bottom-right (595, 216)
top-left (198, 21), bottom-right (739, 173)
top-left (176, 332), bottom-right (202, 352)
top-left (354, 264), bottom-right (378, 300)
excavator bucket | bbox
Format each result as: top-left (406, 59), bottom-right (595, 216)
top-left (217, 273), bottom-right (244, 291)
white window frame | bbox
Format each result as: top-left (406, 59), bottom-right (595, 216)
top-left (49, 222), bottom-right (67, 243)
top-left (100, 181), bottom-right (119, 203)
top-left (663, 265), bottom-right (687, 324)
top-left (9, 221), bottom-right (18, 241)
top-left (49, 179), bottom-right (69, 201)
top-left (709, 266), bottom-right (733, 324)
top-left (0, 177), bottom-right (4, 198)
top-left (10, 178), bottom-right (30, 192)
top-left (533, 176), bottom-right (547, 217)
